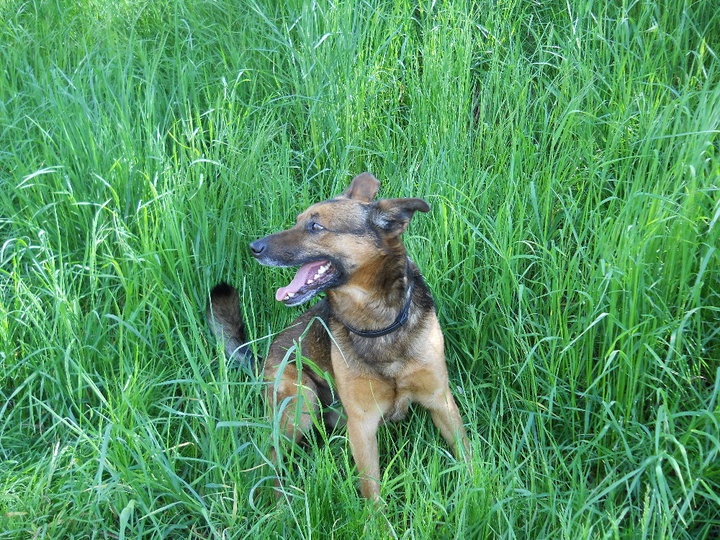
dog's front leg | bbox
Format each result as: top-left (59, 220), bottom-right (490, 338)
top-left (407, 364), bottom-right (471, 464)
top-left (331, 346), bottom-right (393, 502)
top-left (426, 386), bottom-right (472, 463)
top-left (346, 412), bottom-right (383, 500)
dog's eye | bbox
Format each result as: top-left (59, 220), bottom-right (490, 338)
top-left (308, 221), bottom-right (325, 232)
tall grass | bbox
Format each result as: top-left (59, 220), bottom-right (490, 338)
top-left (1, 0), bottom-right (718, 537)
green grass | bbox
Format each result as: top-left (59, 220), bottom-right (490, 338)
top-left (1, 0), bottom-right (719, 537)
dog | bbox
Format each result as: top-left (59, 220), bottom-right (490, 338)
top-left (208, 172), bottom-right (471, 502)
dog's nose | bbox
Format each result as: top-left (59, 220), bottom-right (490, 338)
top-left (249, 238), bottom-right (266, 257)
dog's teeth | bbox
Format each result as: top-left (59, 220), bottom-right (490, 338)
top-left (318, 265), bottom-right (329, 275)
top-left (307, 279), bottom-right (314, 284)
top-left (287, 292), bottom-right (295, 298)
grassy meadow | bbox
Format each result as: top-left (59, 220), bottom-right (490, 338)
top-left (1, 0), bottom-right (719, 537)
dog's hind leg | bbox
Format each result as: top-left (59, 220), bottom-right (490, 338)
top-left (265, 363), bottom-right (321, 496)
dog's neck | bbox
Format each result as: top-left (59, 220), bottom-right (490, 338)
top-left (328, 252), bottom-right (412, 335)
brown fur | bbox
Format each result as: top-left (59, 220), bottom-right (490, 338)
top-left (209, 173), bottom-right (471, 502)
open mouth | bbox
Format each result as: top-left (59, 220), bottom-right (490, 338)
top-left (275, 260), bottom-right (338, 306)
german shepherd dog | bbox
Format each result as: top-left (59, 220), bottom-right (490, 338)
top-left (208, 173), bottom-right (471, 502)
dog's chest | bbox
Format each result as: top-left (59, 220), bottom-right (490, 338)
top-left (341, 333), bottom-right (415, 377)
top-left (336, 334), bottom-right (421, 417)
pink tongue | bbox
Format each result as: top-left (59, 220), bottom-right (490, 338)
top-left (275, 261), bottom-right (328, 301)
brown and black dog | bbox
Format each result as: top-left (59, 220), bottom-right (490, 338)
top-left (208, 172), bottom-right (471, 501)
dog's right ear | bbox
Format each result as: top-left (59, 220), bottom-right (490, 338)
top-left (339, 172), bottom-right (380, 202)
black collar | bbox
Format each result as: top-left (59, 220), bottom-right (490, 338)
top-left (343, 258), bottom-right (414, 338)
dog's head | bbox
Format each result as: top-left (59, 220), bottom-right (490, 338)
top-left (250, 173), bottom-right (429, 306)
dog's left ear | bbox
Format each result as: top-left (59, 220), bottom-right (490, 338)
top-left (339, 172), bottom-right (381, 202)
top-left (369, 198), bottom-right (430, 235)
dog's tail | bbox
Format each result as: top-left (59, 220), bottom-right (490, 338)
top-left (207, 282), bottom-right (259, 374)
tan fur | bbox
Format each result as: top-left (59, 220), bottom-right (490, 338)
top-left (211, 173), bottom-right (471, 502)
